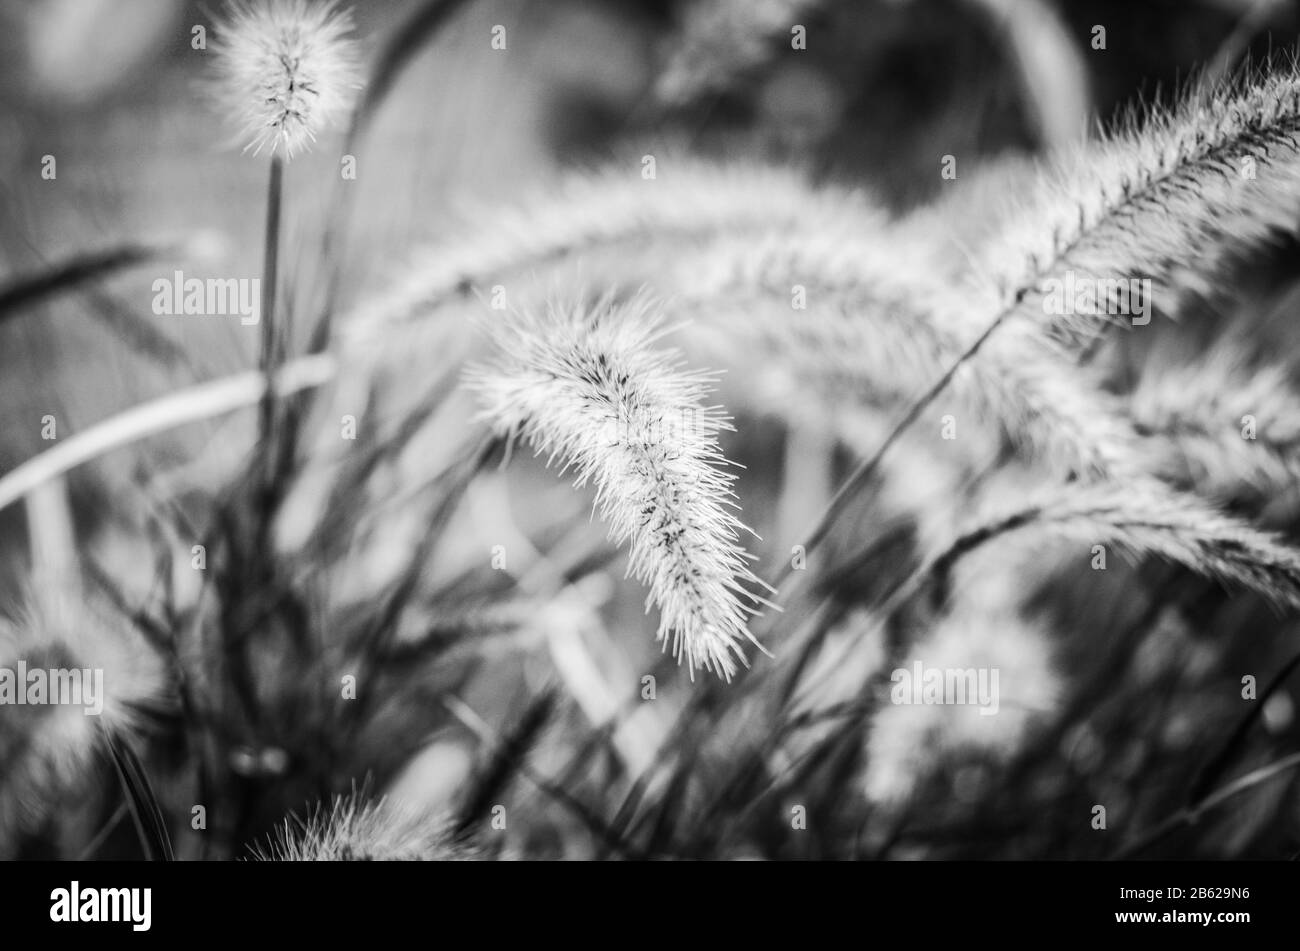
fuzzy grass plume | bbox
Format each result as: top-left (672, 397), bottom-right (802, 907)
top-left (254, 795), bottom-right (475, 860)
top-left (352, 157), bottom-right (1145, 482)
top-left (0, 588), bottom-right (168, 854)
top-left (808, 63), bottom-right (1300, 508)
top-left (663, 226), bottom-right (1143, 480)
top-left (341, 158), bottom-right (885, 345)
top-left (465, 296), bottom-right (770, 680)
top-left (969, 61), bottom-right (1300, 353)
top-left (925, 478), bottom-right (1300, 611)
top-left (209, 0), bottom-right (361, 160)
top-left (1131, 341), bottom-right (1300, 510)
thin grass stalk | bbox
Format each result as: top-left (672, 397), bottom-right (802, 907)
top-left (257, 155), bottom-right (285, 491)
top-left (1114, 750), bottom-right (1300, 859)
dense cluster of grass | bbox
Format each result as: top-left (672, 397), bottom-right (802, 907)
top-left (3, 0), bottom-right (1300, 860)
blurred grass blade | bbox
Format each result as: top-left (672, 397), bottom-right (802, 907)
top-left (105, 730), bottom-right (174, 862)
top-left (1189, 650), bottom-right (1300, 802)
top-left (451, 690), bottom-right (556, 840)
top-left (0, 354), bottom-right (337, 517)
top-left (0, 238), bottom-right (199, 322)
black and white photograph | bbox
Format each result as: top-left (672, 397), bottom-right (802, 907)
top-left (0, 0), bottom-right (1295, 925)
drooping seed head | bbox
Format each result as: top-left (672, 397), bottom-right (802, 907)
top-left (465, 295), bottom-right (771, 680)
